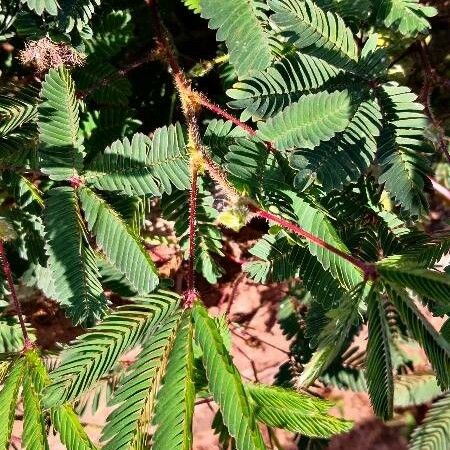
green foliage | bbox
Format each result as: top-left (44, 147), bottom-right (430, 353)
top-left (247, 384), bottom-right (353, 437)
top-left (377, 83), bottom-right (430, 217)
top-left (182, 0), bottom-right (201, 14)
top-left (244, 233), bottom-right (345, 307)
top-left (386, 286), bottom-right (450, 390)
top-left (152, 312), bottom-right (195, 450)
top-left (22, 352), bottom-right (50, 450)
top-left (298, 284), bottom-right (364, 387)
top-left (257, 90), bottom-right (352, 151)
top-left (44, 291), bottom-right (180, 406)
top-left (409, 392), bottom-right (450, 450)
top-left (200, 0), bottom-right (274, 77)
top-left (22, 0), bottom-right (58, 16)
top-left (375, 0), bottom-right (437, 37)
top-left (287, 192), bottom-right (363, 290)
top-left (394, 374), bottom-right (442, 408)
top-left (0, 317), bottom-right (25, 353)
top-left (193, 302), bottom-right (266, 449)
top-left (268, 0), bottom-right (359, 69)
top-left (0, 359), bottom-right (24, 448)
top-left (1, 0), bottom-right (450, 447)
top-left (292, 96), bottom-right (382, 192)
top-left (378, 257), bottom-right (450, 311)
top-left (0, 88), bottom-right (38, 137)
top-left (101, 309), bottom-right (182, 450)
top-left (162, 183), bottom-right (224, 284)
top-left (365, 286), bottom-right (394, 420)
top-left (57, 0), bottom-right (101, 32)
top-left (87, 124), bottom-right (190, 197)
top-left (227, 53), bottom-right (340, 121)
top-left (52, 405), bottom-right (98, 450)
top-left (79, 187), bottom-right (159, 294)
top-left (44, 187), bottom-right (107, 325)
top-left (38, 66), bottom-right (84, 181)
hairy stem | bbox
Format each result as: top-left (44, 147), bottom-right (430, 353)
top-left (418, 40), bottom-right (450, 164)
top-left (249, 208), bottom-right (376, 279)
top-left (193, 91), bottom-right (277, 153)
top-left (77, 51), bottom-right (155, 100)
top-left (194, 92), bottom-right (257, 136)
top-left (186, 152), bottom-right (199, 302)
top-left (0, 241), bottom-right (32, 349)
top-left (147, 0), bottom-right (377, 281)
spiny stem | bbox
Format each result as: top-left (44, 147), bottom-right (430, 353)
top-left (418, 40), bottom-right (450, 164)
top-left (193, 91), bottom-right (277, 153)
top-left (194, 92), bottom-right (257, 136)
top-left (148, 0), bottom-right (203, 305)
top-left (250, 208), bottom-right (377, 280)
top-left (147, 0), bottom-right (377, 281)
top-left (77, 51), bottom-right (155, 100)
top-left (147, 0), bottom-right (184, 82)
top-left (0, 241), bottom-right (32, 349)
top-left (186, 149), bottom-right (199, 304)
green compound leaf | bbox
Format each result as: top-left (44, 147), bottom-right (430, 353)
top-left (375, 0), bottom-right (437, 37)
top-left (291, 96), bottom-right (382, 192)
top-left (101, 309), bottom-right (182, 450)
top-left (22, 351), bottom-right (50, 450)
top-left (38, 66), bottom-right (84, 181)
top-left (52, 405), bottom-right (98, 450)
top-left (378, 257), bottom-right (450, 310)
top-left (247, 384), bottom-right (353, 438)
top-left (365, 287), bottom-right (394, 420)
top-left (200, 0), bottom-right (274, 78)
top-left (377, 83), bottom-right (430, 217)
top-left (257, 90), bottom-right (352, 151)
top-left (44, 187), bottom-right (107, 326)
top-left (268, 0), bottom-right (358, 70)
top-left (193, 302), bottom-right (267, 450)
top-left (22, 0), bottom-right (59, 15)
top-left (409, 392), bottom-right (450, 450)
top-left (227, 52), bottom-right (341, 121)
top-left (43, 292), bottom-right (180, 407)
top-left (0, 359), bottom-right (25, 449)
top-left (79, 187), bottom-right (159, 295)
top-left (152, 311), bottom-right (195, 450)
top-left (0, 87), bottom-right (38, 137)
top-left (87, 125), bottom-right (190, 197)
top-left (299, 284), bottom-right (365, 387)
top-left (386, 286), bottom-right (450, 390)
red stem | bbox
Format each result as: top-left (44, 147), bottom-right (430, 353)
top-left (147, 0), bottom-right (184, 81)
top-left (148, 0), bottom-right (377, 281)
top-left (187, 163), bottom-right (199, 297)
top-left (195, 93), bottom-right (256, 136)
top-left (195, 92), bottom-right (278, 153)
top-left (251, 208), bottom-right (376, 279)
top-left (0, 241), bottom-right (32, 349)
top-left (77, 52), bottom-right (154, 100)
top-left (418, 41), bottom-right (450, 164)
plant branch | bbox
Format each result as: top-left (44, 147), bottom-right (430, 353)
top-left (193, 92), bottom-right (256, 136)
top-left (192, 91), bottom-right (277, 153)
top-left (77, 51), bottom-right (155, 100)
top-left (249, 208), bottom-right (377, 280)
top-left (185, 149), bottom-right (199, 307)
top-left (147, 0), bottom-right (378, 281)
top-left (418, 40), bottom-right (450, 164)
top-left (0, 240), bottom-right (32, 349)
